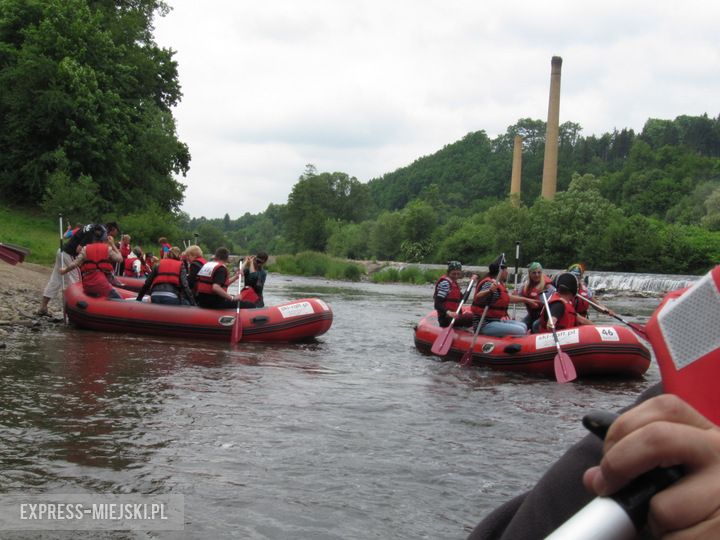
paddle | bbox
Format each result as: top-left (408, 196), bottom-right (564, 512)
top-left (431, 276), bottom-right (477, 357)
top-left (512, 241), bottom-right (520, 319)
top-left (580, 296), bottom-right (648, 338)
top-left (541, 291), bottom-right (577, 383)
top-left (230, 258), bottom-right (245, 344)
top-left (59, 214), bottom-right (68, 325)
top-left (460, 305), bottom-right (488, 367)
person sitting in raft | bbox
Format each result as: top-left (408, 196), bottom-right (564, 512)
top-left (60, 224), bottom-right (123, 299)
top-left (433, 260), bottom-right (475, 328)
top-left (471, 254), bottom-right (540, 337)
top-left (538, 272), bottom-right (592, 332)
top-left (241, 252), bottom-right (269, 307)
top-left (136, 247), bottom-right (195, 306)
top-left (568, 263), bottom-right (615, 319)
top-left (183, 245), bottom-right (206, 292)
top-left (194, 247), bottom-right (256, 310)
top-left (519, 261), bottom-right (554, 331)
top-left (123, 246), bottom-right (145, 278)
top-left (143, 252), bottom-right (158, 274)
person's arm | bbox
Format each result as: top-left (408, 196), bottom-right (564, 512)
top-left (467, 384), bottom-right (664, 540)
top-left (474, 281), bottom-right (496, 303)
top-left (212, 267), bottom-right (236, 301)
top-left (60, 248), bottom-right (86, 274)
top-left (582, 394), bottom-right (720, 539)
top-left (136, 267), bottom-right (158, 301)
top-left (179, 267), bottom-right (196, 306)
top-left (508, 293), bottom-right (540, 307)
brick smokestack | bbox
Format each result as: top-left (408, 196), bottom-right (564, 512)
top-left (541, 56), bottom-right (562, 200)
top-left (510, 135), bottom-right (523, 207)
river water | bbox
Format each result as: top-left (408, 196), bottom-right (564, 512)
top-left (0, 275), bottom-right (666, 539)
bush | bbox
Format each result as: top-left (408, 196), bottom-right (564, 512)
top-left (270, 251), bottom-right (364, 281)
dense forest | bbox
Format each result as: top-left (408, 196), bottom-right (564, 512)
top-left (1, 1), bottom-right (719, 274)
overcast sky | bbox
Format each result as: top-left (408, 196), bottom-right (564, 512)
top-left (152, 0), bottom-right (720, 219)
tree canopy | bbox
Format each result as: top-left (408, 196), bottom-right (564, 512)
top-left (0, 0), bottom-right (189, 218)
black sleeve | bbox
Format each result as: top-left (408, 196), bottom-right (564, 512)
top-left (179, 267), bottom-right (196, 306)
top-left (136, 267), bottom-right (158, 301)
top-left (549, 300), bottom-right (565, 321)
top-left (213, 266), bottom-right (228, 287)
top-left (467, 383), bottom-right (664, 540)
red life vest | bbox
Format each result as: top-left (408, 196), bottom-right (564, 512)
top-left (194, 261), bottom-right (225, 295)
top-left (153, 258), bottom-right (182, 287)
top-left (522, 275), bottom-right (553, 316)
top-left (124, 256), bottom-right (140, 276)
top-left (540, 292), bottom-right (577, 331)
top-left (240, 286), bottom-right (260, 304)
top-left (80, 243), bottom-right (114, 278)
top-left (471, 277), bottom-right (509, 319)
top-left (433, 275), bottom-right (463, 311)
top-left (574, 286), bottom-right (591, 317)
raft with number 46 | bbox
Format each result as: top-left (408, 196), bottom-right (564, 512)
top-left (414, 312), bottom-right (651, 378)
top-left (64, 282), bottom-right (333, 342)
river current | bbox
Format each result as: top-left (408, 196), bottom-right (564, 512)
top-left (0, 275), bottom-right (665, 539)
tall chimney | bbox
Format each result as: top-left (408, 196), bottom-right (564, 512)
top-left (509, 135), bottom-right (523, 207)
top-left (541, 56), bottom-right (562, 200)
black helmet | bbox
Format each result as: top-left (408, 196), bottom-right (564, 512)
top-left (553, 272), bottom-right (579, 296)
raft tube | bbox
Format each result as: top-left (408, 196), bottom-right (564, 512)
top-left (414, 311), bottom-right (651, 378)
top-left (64, 282), bottom-right (333, 342)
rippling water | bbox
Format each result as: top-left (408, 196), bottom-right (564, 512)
top-left (0, 276), bottom-right (662, 539)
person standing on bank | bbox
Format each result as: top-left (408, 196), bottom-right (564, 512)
top-left (433, 261), bottom-right (475, 328)
top-left (471, 254), bottom-right (539, 337)
top-left (60, 224), bottom-right (123, 298)
top-left (38, 222), bottom-right (120, 316)
top-left (194, 247), bottom-right (256, 310)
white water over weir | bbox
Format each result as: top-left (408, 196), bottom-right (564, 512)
top-left (395, 263), bottom-right (701, 295)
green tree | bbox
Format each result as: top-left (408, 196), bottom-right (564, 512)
top-left (0, 0), bottom-right (189, 213)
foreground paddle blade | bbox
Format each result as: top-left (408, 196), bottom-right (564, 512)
top-left (646, 266), bottom-right (720, 425)
top-left (459, 348), bottom-right (473, 367)
top-left (554, 351), bottom-right (577, 383)
top-left (431, 327), bottom-right (455, 356)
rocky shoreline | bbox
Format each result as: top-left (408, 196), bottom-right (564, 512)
top-left (0, 261), bottom-right (61, 344)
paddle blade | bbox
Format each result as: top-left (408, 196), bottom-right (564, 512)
top-left (627, 321), bottom-right (648, 339)
top-left (459, 348), bottom-right (473, 367)
top-left (431, 327), bottom-right (455, 356)
top-left (554, 351), bottom-right (577, 383)
top-left (230, 316), bottom-right (242, 344)
top-left (646, 266), bottom-right (720, 425)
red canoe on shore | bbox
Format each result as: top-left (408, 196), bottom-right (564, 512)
top-left (64, 282), bottom-right (333, 342)
top-left (414, 312), bottom-right (651, 379)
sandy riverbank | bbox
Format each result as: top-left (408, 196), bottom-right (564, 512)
top-left (0, 261), bottom-right (58, 340)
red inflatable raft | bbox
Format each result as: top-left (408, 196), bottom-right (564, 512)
top-left (64, 282), bottom-right (333, 342)
top-left (414, 312), bottom-right (651, 378)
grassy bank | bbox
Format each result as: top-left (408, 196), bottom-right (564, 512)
top-left (0, 206), bottom-right (60, 265)
top-left (370, 266), bottom-right (443, 284)
top-left (270, 251), bottom-right (365, 281)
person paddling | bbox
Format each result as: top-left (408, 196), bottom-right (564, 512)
top-left (194, 247), bottom-right (255, 310)
top-left (433, 261), bottom-right (475, 328)
top-left (537, 272), bottom-right (593, 332)
top-left (471, 254), bottom-right (539, 337)
top-left (519, 261), bottom-right (554, 331)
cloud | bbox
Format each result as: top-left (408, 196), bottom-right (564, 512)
top-left (154, 0), bottom-right (720, 218)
